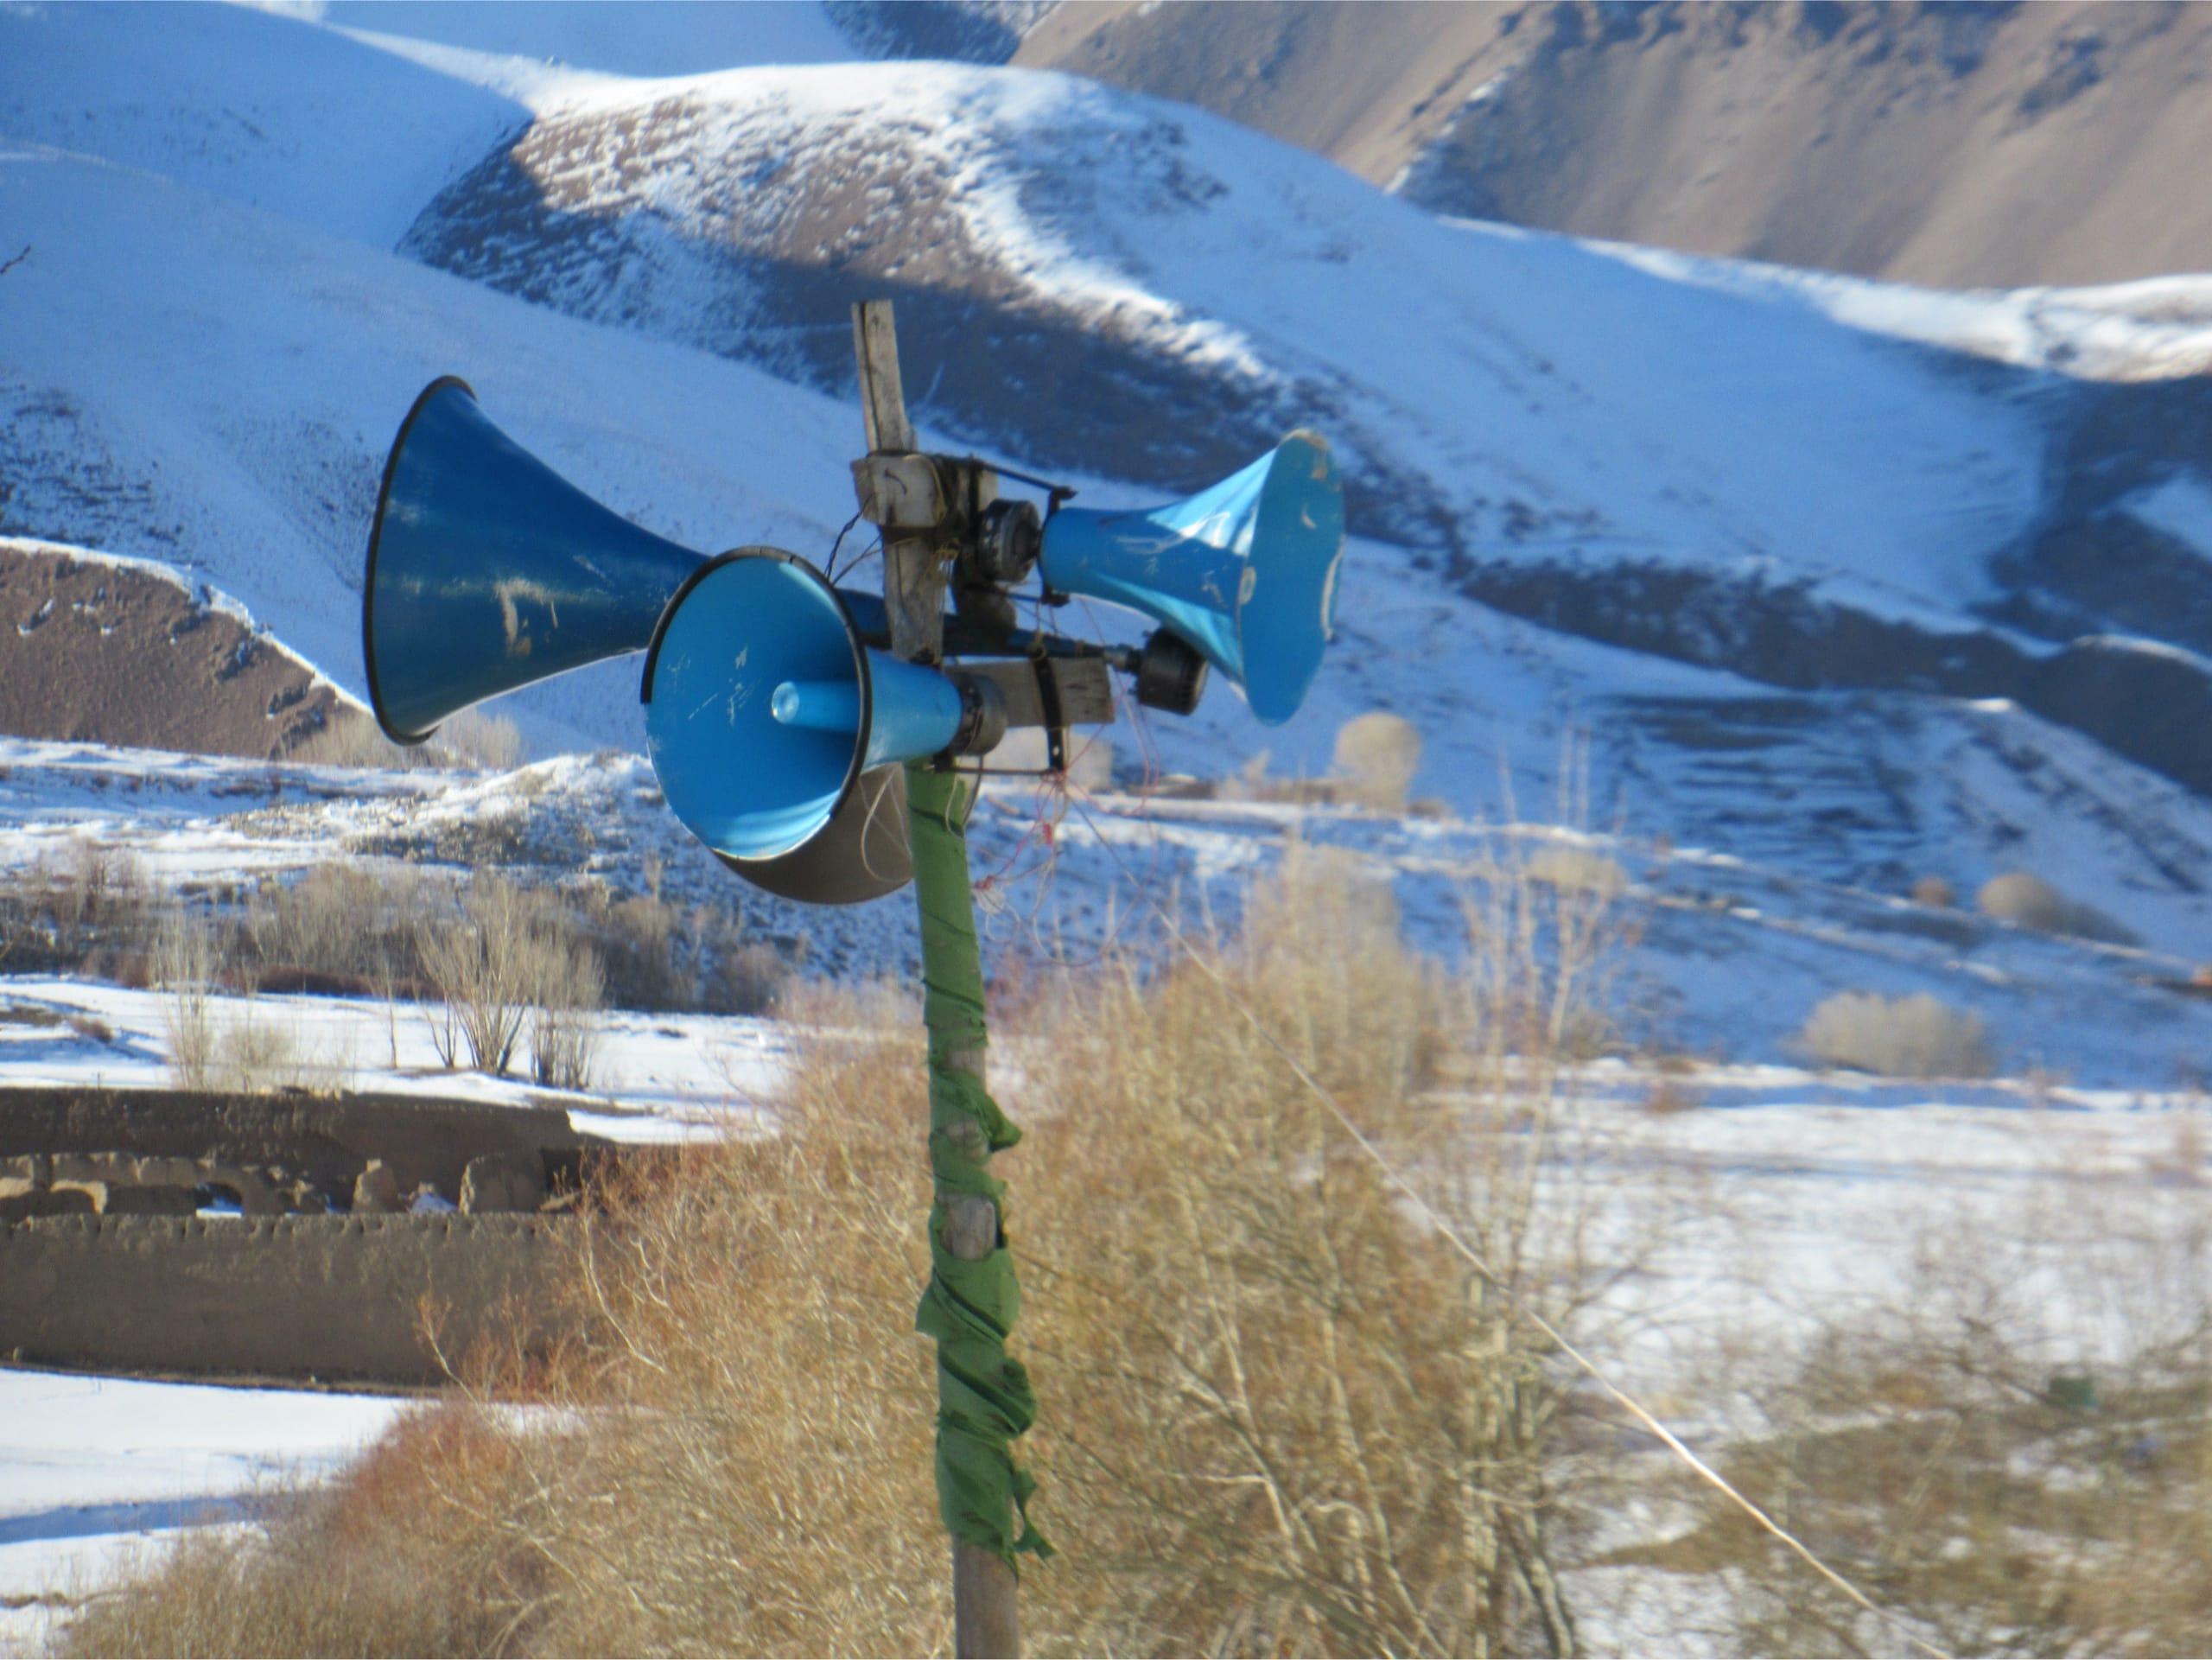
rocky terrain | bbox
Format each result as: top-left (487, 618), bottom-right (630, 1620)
top-left (1017, 1), bottom-right (2212, 289)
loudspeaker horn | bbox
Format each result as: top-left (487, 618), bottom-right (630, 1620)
top-left (362, 380), bottom-right (916, 904)
top-left (641, 550), bottom-right (1004, 874)
top-left (364, 377), bottom-right (704, 744)
top-left (1033, 430), bottom-right (1344, 725)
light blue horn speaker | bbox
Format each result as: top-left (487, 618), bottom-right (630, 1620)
top-left (364, 377), bottom-right (703, 744)
top-left (642, 550), bottom-right (995, 868)
top-left (1037, 429), bottom-right (1344, 725)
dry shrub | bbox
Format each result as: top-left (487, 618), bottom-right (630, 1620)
top-left (1910, 874), bottom-right (1956, 908)
top-left (155, 913), bottom-right (216, 1091)
top-left (1659, 1195), bottom-right (2212, 1659)
top-left (569, 884), bottom-right (786, 1015)
top-left (293, 708), bottom-right (527, 773)
top-left (1527, 841), bottom-right (1628, 898)
top-left (0, 837), bottom-right (156, 976)
top-left (1016, 842), bottom-right (1592, 1657)
top-left (416, 876), bottom-right (602, 1077)
top-left (245, 862), bottom-right (423, 993)
top-left (1802, 990), bottom-right (1994, 1078)
top-left (582, 888), bottom-right (686, 1009)
top-left (705, 938), bottom-right (791, 1015)
top-left (71, 844), bottom-right (1618, 1657)
top-left (1977, 870), bottom-right (2138, 946)
top-left (60, 1404), bottom-right (545, 1659)
top-left (1331, 711), bottom-right (1422, 811)
top-left (527, 930), bottom-right (604, 1091)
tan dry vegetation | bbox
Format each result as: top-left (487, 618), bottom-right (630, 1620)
top-left (1801, 989), bottom-right (1995, 1080)
top-left (1624, 1184), bottom-right (2212, 1659)
top-left (0, 836), bottom-right (156, 980)
top-left (1330, 710), bottom-right (1422, 812)
top-left (414, 874), bottom-right (604, 1082)
top-left (1976, 869), bottom-right (2139, 948)
top-left (290, 707), bottom-right (528, 773)
top-left (64, 843), bottom-right (1625, 1658)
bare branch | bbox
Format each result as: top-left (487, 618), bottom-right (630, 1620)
top-left (0, 245), bottom-right (28, 278)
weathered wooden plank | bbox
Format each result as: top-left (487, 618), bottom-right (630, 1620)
top-left (850, 452), bottom-right (947, 531)
top-left (851, 300), bottom-right (915, 455)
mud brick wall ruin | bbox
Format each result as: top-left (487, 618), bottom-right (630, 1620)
top-left (0, 1212), bottom-right (562, 1383)
top-left (0, 1086), bottom-right (626, 1383)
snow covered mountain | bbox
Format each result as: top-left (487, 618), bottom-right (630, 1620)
top-left (3, 0), bottom-right (2211, 971)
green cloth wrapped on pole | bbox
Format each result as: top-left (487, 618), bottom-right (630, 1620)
top-left (906, 762), bottom-right (1053, 1573)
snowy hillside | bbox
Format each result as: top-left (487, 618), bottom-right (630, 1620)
top-left (4, 10), bottom-right (2212, 1644)
top-left (3, 0), bottom-right (2210, 970)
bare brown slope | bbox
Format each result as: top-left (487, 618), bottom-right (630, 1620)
top-left (0, 538), bottom-right (366, 758)
top-left (1018, 1), bottom-right (2212, 289)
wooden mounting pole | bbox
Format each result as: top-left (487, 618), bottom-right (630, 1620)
top-left (850, 299), bottom-right (1023, 1660)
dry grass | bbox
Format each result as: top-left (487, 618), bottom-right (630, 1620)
top-left (63, 843), bottom-right (1623, 1658)
top-left (1630, 1187), bottom-right (2212, 1659)
top-left (291, 707), bottom-right (528, 773)
top-left (62, 1408), bottom-right (549, 1658)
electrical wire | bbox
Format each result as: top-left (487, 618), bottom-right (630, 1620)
top-left (823, 507), bottom-right (869, 583)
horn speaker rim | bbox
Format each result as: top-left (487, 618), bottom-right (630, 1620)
top-left (712, 764), bottom-right (912, 906)
top-left (639, 545), bottom-right (878, 867)
top-left (363, 373), bottom-right (477, 747)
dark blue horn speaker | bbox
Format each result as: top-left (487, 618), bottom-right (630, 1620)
top-left (364, 377), bottom-right (703, 744)
top-left (1036, 430), bottom-right (1344, 725)
top-left (362, 380), bottom-right (916, 904)
top-left (642, 550), bottom-right (995, 872)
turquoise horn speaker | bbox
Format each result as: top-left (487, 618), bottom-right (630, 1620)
top-left (642, 550), bottom-right (999, 871)
top-left (1036, 429), bottom-right (1344, 726)
top-left (361, 379), bottom-right (912, 904)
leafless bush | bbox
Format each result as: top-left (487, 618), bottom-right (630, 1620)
top-left (289, 715), bottom-right (412, 770)
top-left (1802, 990), bottom-right (1994, 1078)
top-left (441, 709), bottom-right (528, 771)
top-left (1977, 869), bottom-right (2138, 945)
top-left (0, 838), bottom-right (156, 976)
top-left (416, 875), bottom-right (607, 1078)
top-left (414, 877), bottom-right (537, 1073)
top-left (154, 914), bottom-right (216, 1091)
top-left (582, 888), bottom-right (684, 1009)
top-left (528, 930), bottom-right (604, 1091)
top-left (1332, 711), bottom-right (1422, 811)
top-left (70, 843), bottom-right (1623, 1657)
top-left (706, 938), bottom-right (791, 1015)
top-left (245, 862), bottom-right (424, 993)
top-left (207, 1014), bottom-right (314, 1095)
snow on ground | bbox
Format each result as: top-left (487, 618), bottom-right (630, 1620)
top-left (6, 728), bottom-right (2211, 1087)
top-left (0, 1371), bottom-right (407, 1656)
top-left (1606, 242), bottom-right (2212, 384)
top-left (0, 976), bottom-right (779, 1142)
top-left (3, 728), bottom-right (2208, 1645)
top-left (3, 4), bottom-right (2209, 1643)
top-left (2123, 473), bottom-right (2212, 561)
